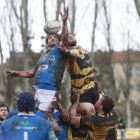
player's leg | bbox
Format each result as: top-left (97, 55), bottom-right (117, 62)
top-left (32, 85), bottom-right (58, 118)
top-left (78, 102), bottom-right (95, 116)
top-left (75, 87), bottom-right (99, 116)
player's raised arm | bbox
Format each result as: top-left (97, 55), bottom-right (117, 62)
top-left (6, 69), bottom-right (36, 78)
top-left (60, 7), bottom-right (69, 47)
top-left (70, 93), bottom-right (81, 127)
top-left (57, 93), bottom-right (71, 123)
top-left (50, 116), bottom-right (60, 133)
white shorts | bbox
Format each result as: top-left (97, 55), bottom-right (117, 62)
top-left (32, 86), bottom-right (58, 112)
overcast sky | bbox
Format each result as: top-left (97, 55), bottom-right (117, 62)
top-left (0, 0), bottom-right (140, 62)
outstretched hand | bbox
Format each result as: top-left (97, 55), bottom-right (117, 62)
top-left (57, 93), bottom-right (61, 101)
top-left (60, 7), bottom-right (69, 23)
top-left (57, 42), bottom-right (68, 54)
top-left (6, 70), bottom-right (19, 78)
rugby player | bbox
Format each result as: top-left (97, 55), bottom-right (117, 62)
top-left (70, 93), bottom-right (118, 140)
top-left (6, 8), bottom-right (76, 118)
top-left (0, 92), bottom-right (57, 140)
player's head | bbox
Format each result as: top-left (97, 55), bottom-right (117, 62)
top-left (46, 33), bottom-right (61, 47)
top-left (0, 104), bottom-right (9, 122)
top-left (68, 33), bottom-right (77, 47)
top-left (17, 92), bottom-right (35, 113)
top-left (101, 95), bottom-right (115, 113)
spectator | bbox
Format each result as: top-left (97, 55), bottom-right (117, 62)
top-left (118, 117), bottom-right (126, 140)
top-left (0, 104), bottom-right (9, 127)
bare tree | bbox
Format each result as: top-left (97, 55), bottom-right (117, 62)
top-left (43, 0), bottom-right (47, 23)
top-left (102, 0), bottom-right (119, 101)
top-left (10, 0), bottom-right (31, 91)
top-left (91, 0), bottom-right (98, 65)
top-left (134, 0), bottom-right (140, 18)
top-left (0, 40), bottom-right (6, 100)
top-left (0, 2), bottom-right (18, 109)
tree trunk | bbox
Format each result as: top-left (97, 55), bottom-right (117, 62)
top-left (22, 0), bottom-right (29, 91)
top-left (91, 0), bottom-right (98, 65)
top-left (126, 98), bottom-right (131, 128)
top-left (0, 41), bottom-right (7, 100)
top-left (43, 0), bottom-right (47, 23)
top-left (134, 0), bottom-right (140, 18)
top-left (56, 0), bottom-right (62, 21)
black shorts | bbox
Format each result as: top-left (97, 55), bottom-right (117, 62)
top-left (71, 86), bottom-right (99, 105)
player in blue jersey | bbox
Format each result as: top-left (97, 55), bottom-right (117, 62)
top-left (1, 92), bottom-right (57, 140)
top-left (5, 109), bottom-right (62, 133)
top-left (6, 8), bottom-right (76, 118)
top-left (52, 93), bottom-right (71, 140)
top-left (5, 109), bottom-right (49, 120)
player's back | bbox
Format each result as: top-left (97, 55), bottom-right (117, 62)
top-left (67, 46), bottom-right (95, 95)
top-left (1, 114), bottom-right (57, 140)
top-left (6, 109), bottom-right (49, 121)
top-left (83, 110), bottom-right (118, 140)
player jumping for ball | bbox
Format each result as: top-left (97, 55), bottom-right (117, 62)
top-left (6, 8), bottom-right (76, 118)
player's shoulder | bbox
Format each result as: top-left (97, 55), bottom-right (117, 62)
top-left (8, 109), bottom-right (18, 116)
top-left (35, 115), bottom-right (51, 124)
top-left (1, 115), bottom-right (18, 128)
top-left (110, 109), bottom-right (118, 119)
top-left (6, 109), bottom-right (18, 120)
top-left (36, 111), bottom-right (49, 120)
top-left (53, 110), bottom-right (60, 118)
top-left (9, 109), bottom-right (18, 114)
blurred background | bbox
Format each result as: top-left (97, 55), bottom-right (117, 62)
top-left (0, 0), bottom-right (140, 129)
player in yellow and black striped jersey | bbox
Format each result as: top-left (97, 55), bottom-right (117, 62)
top-left (67, 114), bottom-right (88, 140)
top-left (80, 109), bottom-right (118, 140)
top-left (70, 94), bottom-right (118, 140)
top-left (67, 46), bottom-right (95, 95)
top-left (59, 33), bottom-right (100, 115)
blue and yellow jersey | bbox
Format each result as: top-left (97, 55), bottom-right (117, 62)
top-left (67, 46), bottom-right (95, 95)
top-left (34, 45), bottom-right (67, 90)
top-left (80, 110), bottom-right (118, 140)
top-left (1, 114), bottom-right (57, 140)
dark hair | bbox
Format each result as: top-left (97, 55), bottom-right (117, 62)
top-left (45, 32), bottom-right (61, 44)
top-left (0, 104), bottom-right (9, 113)
top-left (101, 95), bottom-right (115, 113)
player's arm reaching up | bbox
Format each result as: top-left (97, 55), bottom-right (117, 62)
top-left (57, 93), bottom-right (71, 123)
top-left (6, 69), bottom-right (36, 78)
top-left (58, 7), bottom-right (77, 60)
top-left (70, 93), bottom-right (81, 127)
top-left (60, 7), bottom-right (69, 47)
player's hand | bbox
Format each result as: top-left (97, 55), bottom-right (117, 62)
top-left (58, 42), bottom-right (68, 53)
top-left (72, 93), bottom-right (80, 103)
top-left (57, 93), bottom-right (61, 101)
top-left (92, 66), bottom-right (97, 74)
top-left (6, 70), bottom-right (19, 78)
top-left (96, 81), bottom-right (101, 92)
top-left (50, 117), bottom-right (60, 133)
top-left (60, 7), bottom-right (69, 23)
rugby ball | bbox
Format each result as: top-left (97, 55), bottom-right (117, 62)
top-left (44, 20), bottom-right (61, 34)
